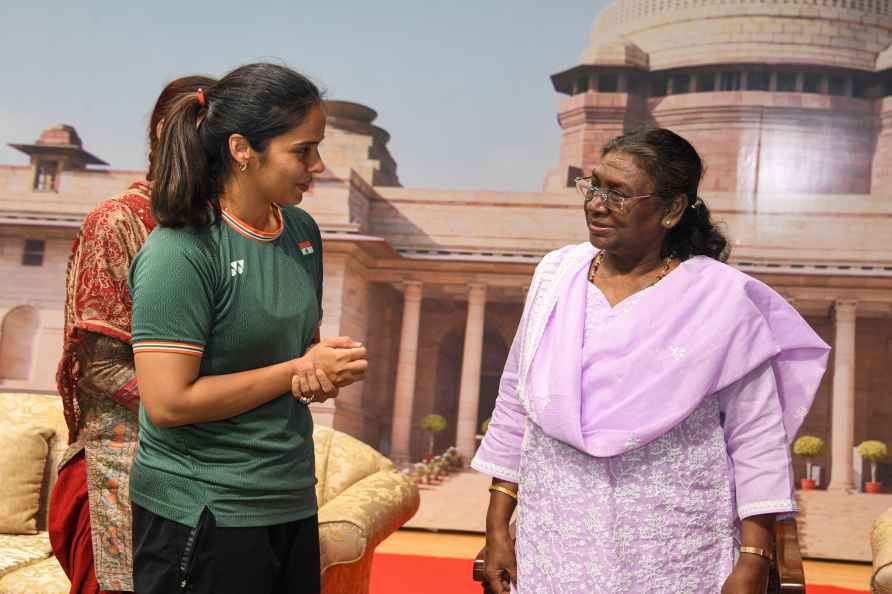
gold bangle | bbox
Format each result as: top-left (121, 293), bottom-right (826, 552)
top-left (739, 546), bottom-right (773, 562)
top-left (489, 485), bottom-right (518, 500)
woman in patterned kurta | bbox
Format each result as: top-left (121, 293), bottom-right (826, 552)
top-left (472, 128), bottom-right (830, 594)
top-left (49, 75), bottom-right (215, 594)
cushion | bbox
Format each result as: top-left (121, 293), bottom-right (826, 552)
top-left (0, 533), bottom-right (52, 580)
top-left (0, 555), bottom-right (68, 594)
top-left (0, 393), bottom-right (69, 531)
top-left (0, 423), bottom-right (54, 534)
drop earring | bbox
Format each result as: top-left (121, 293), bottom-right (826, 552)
top-left (239, 161), bottom-right (248, 172)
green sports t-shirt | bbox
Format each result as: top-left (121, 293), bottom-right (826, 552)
top-left (128, 204), bottom-right (323, 528)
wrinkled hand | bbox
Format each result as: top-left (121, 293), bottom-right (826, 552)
top-left (484, 530), bottom-right (516, 594)
top-left (291, 358), bottom-right (338, 404)
top-left (721, 554), bottom-right (769, 594)
top-left (304, 336), bottom-right (368, 387)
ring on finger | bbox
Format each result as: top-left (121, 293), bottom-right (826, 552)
top-left (297, 393), bottom-right (316, 405)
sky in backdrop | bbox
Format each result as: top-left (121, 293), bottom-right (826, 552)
top-left (0, 1), bottom-right (608, 192)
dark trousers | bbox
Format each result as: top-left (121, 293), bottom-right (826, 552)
top-left (132, 503), bottom-right (321, 594)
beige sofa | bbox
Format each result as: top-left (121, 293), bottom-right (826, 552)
top-left (874, 505), bottom-right (892, 594)
top-left (0, 391), bottom-right (419, 594)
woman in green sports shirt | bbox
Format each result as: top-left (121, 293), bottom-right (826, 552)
top-left (128, 63), bottom-right (367, 594)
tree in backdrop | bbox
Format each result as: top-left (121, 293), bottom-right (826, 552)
top-left (420, 414), bottom-right (448, 458)
top-left (793, 435), bottom-right (825, 489)
top-left (858, 440), bottom-right (888, 486)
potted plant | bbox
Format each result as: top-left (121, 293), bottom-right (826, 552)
top-left (420, 414), bottom-right (448, 459)
top-left (425, 462), bottom-right (437, 485)
top-left (793, 435), bottom-right (825, 489)
top-left (858, 440), bottom-right (888, 493)
top-left (432, 457), bottom-right (446, 481)
top-left (412, 462), bottom-right (427, 485)
top-left (444, 446), bottom-right (461, 470)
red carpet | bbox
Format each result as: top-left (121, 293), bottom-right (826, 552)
top-left (370, 553), bottom-right (477, 594)
top-left (370, 552), bottom-right (869, 594)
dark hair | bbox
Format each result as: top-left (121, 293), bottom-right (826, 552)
top-left (151, 63), bottom-right (323, 228)
top-left (146, 75), bottom-right (216, 182)
top-left (602, 127), bottom-right (730, 262)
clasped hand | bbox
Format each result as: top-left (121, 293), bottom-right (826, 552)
top-left (291, 336), bottom-right (368, 404)
top-left (720, 554), bottom-right (770, 594)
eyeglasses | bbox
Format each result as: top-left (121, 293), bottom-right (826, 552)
top-left (574, 176), bottom-right (656, 213)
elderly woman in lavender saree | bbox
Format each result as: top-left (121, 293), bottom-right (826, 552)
top-left (472, 128), bottom-right (830, 594)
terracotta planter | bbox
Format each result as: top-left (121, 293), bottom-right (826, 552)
top-left (800, 479), bottom-right (816, 490)
top-left (865, 482), bottom-right (883, 494)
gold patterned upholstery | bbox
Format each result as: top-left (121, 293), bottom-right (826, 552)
top-left (0, 556), bottom-right (67, 594)
top-left (0, 393), bottom-right (69, 532)
top-left (0, 533), bottom-right (52, 580)
top-left (0, 393), bottom-right (79, 594)
top-left (0, 392), bottom-right (419, 594)
top-left (314, 425), bottom-right (420, 594)
top-left (873, 506), bottom-right (892, 594)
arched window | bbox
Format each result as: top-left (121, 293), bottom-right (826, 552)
top-left (0, 306), bottom-right (40, 380)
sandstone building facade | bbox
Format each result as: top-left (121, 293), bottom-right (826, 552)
top-left (2, 2), bottom-right (891, 538)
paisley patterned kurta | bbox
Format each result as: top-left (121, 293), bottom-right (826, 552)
top-left (56, 181), bottom-right (155, 591)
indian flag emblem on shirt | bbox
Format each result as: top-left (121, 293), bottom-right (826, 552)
top-left (298, 241), bottom-right (314, 255)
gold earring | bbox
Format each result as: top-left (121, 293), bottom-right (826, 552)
top-left (239, 161), bottom-right (248, 172)
top-left (664, 219), bottom-right (672, 227)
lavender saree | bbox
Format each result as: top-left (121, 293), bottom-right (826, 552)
top-left (471, 242), bottom-right (830, 594)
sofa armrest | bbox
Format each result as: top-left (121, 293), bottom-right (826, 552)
top-left (317, 468), bottom-right (419, 572)
top-left (872, 506), bottom-right (892, 594)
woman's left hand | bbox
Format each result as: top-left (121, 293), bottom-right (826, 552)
top-left (291, 359), bottom-right (339, 404)
top-left (720, 554), bottom-right (770, 594)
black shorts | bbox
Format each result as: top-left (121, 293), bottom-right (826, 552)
top-left (132, 503), bottom-right (321, 594)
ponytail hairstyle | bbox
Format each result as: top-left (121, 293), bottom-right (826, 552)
top-left (602, 127), bottom-right (730, 262)
top-left (151, 62), bottom-right (324, 228)
top-left (146, 75), bottom-right (216, 182)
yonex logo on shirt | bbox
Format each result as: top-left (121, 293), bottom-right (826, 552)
top-left (298, 241), bottom-right (314, 256)
top-left (230, 260), bottom-right (245, 276)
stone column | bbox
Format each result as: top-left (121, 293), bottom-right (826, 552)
top-left (828, 300), bottom-right (857, 491)
top-left (455, 284), bottom-right (488, 464)
top-left (389, 282), bottom-right (423, 465)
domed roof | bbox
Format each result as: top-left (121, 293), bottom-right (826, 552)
top-left (579, 38), bottom-right (649, 69)
top-left (36, 124), bottom-right (84, 148)
top-left (324, 100), bottom-right (378, 124)
top-left (323, 100), bottom-right (391, 144)
top-left (581, 0), bottom-right (892, 72)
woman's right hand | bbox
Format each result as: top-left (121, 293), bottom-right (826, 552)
top-left (484, 527), bottom-right (517, 594)
top-left (291, 358), bottom-right (339, 404)
top-left (302, 336), bottom-right (368, 387)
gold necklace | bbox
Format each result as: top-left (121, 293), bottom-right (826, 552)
top-left (588, 251), bottom-right (673, 287)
